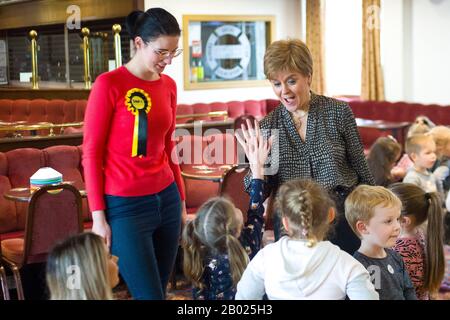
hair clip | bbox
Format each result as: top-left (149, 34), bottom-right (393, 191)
top-left (387, 135), bottom-right (398, 143)
top-left (424, 192), bottom-right (431, 201)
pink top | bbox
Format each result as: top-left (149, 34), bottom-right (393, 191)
top-left (394, 231), bottom-right (429, 300)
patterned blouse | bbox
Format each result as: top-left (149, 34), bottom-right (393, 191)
top-left (192, 178), bottom-right (265, 300)
top-left (394, 231), bottom-right (429, 300)
top-left (244, 92), bottom-right (374, 198)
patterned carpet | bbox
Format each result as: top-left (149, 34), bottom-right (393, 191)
top-left (113, 277), bottom-right (193, 300)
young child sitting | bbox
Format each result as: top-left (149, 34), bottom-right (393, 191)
top-left (345, 185), bottom-right (417, 300)
top-left (182, 120), bottom-right (271, 300)
top-left (403, 134), bottom-right (443, 196)
top-left (367, 136), bottom-right (402, 186)
top-left (429, 126), bottom-right (450, 194)
top-left (235, 179), bottom-right (378, 300)
top-left (392, 116), bottom-right (436, 177)
top-left (388, 183), bottom-right (445, 300)
top-left (46, 232), bottom-right (120, 300)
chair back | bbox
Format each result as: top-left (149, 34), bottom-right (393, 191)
top-left (219, 165), bottom-right (250, 221)
top-left (23, 184), bottom-right (83, 264)
top-left (233, 114), bottom-right (256, 131)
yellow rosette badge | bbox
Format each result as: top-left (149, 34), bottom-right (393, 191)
top-left (125, 88), bottom-right (151, 157)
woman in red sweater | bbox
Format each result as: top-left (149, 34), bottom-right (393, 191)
top-left (83, 8), bottom-right (185, 300)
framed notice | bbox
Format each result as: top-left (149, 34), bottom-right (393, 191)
top-left (183, 15), bottom-right (275, 90)
top-left (0, 39), bottom-right (7, 85)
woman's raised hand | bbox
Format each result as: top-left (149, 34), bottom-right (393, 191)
top-left (235, 119), bottom-right (272, 179)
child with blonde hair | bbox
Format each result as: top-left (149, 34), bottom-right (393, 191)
top-left (345, 185), bottom-right (417, 300)
top-left (403, 134), bottom-right (443, 196)
top-left (407, 115), bottom-right (435, 138)
top-left (367, 136), bottom-right (402, 186)
top-left (388, 183), bottom-right (445, 299)
top-left (429, 126), bottom-right (450, 197)
top-left (182, 120), bottom-right (271, 300)
top-left (46, 232), bottom-right (119, 300)
top-left (235, 179), bottom-right (378, 300)
top-left (392, 116), bottom-right (436, 177)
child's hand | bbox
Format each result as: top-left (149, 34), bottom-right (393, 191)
top-left (235, 119), bottom-right (272, 179)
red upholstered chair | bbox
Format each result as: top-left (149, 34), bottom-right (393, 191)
top-left (226, 101), bottom-right (245, 119)
top-left (0, 184), bottom-right (83, 300)
top-left (176, 135), bottom-right (218, 215)
top-left (176, 104), bottom-right (194, 124)
top-left (10, 100), bottom-right (30, 124)
top-left (234, 114), bottom-right (256, 130)
top-left (0, 152), bottom-right (17, 241)
top-left (0, 246), bottom-right (10, 300)
top-left (0, 99), bottom-right (13, 123)
top-left (208, 102), bottom-right (228, 121)
top-left (75, 100), bottom-right (87, 122)
top-left (244, 100), bottom-right (266, 120)
top-left (192, 103), bottom-right (212, 121)
top-left (219, 165), bottom-right (250, 221)
top-left (43, 146), bottom-right (91, 225)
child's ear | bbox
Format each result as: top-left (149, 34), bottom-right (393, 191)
top-left (400, 216), bottom-right (412, 227)
top-left (356, 220), bottom-right (369, 235)
top-left (409, 152), bottom-right (418, 162)
top-left (282, 216), bottom-right (290, 233)
top-left (328, 207), bottom-right (336, 223)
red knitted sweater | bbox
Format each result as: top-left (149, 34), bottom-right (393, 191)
top-left (83, 66), bottom-right (185, 211)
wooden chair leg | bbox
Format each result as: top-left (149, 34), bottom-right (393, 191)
top-left (11, 266), bottom-right (24, 300)
top-left (0, 265), bottom-right (10, 300)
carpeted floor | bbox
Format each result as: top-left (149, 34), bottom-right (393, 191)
top-left (113, 276), bottom-right (193, 300)
top-left (113, 278), bottom-right (450, 300)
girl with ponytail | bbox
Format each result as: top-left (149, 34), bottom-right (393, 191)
top-left (389, 182), bottom-right (445, 299)
top-left (182, 120), bottom-right (271, 300)
top-left (235, 179), bottom-right (379, 300)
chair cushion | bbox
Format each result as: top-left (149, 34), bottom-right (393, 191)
top-left (0, 230), bottom-right (24, 241)
top-left (1, 238), bottom-right (24, 266)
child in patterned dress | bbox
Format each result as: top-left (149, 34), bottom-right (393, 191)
top-left (389, 182), bottom-right (445, 299)
top-left (182, 120), bottom-right (271, 300)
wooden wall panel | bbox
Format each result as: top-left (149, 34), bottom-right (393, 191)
top-left (0, 0), bottom-right (144, 30)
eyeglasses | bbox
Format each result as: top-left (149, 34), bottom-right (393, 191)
top-left (146, 43), bottom-right (183, 59)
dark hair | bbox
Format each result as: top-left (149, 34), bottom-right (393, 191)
top-left (367, 136), bottom-right (402, 186)
top-left (388, 182), bottom-right (445, 293)
top-left (126, 8), bottom-right (181, 42)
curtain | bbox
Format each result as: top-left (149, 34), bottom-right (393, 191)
top-left (361, 0), bottom-right (385, 100)
top-left (306, 0), bottom-right (326, 95)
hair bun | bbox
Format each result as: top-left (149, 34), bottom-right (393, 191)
top-left (126, 10), bottom-right (145, 39)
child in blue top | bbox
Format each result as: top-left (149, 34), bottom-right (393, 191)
top-left (182, 120), bottom-right (272, 300)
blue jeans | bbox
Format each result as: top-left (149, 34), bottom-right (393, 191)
top-left (105, 182), bottom-right (181, 300)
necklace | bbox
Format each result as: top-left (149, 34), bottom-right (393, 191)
top-left (291, 110), bottom-right (308, 131)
